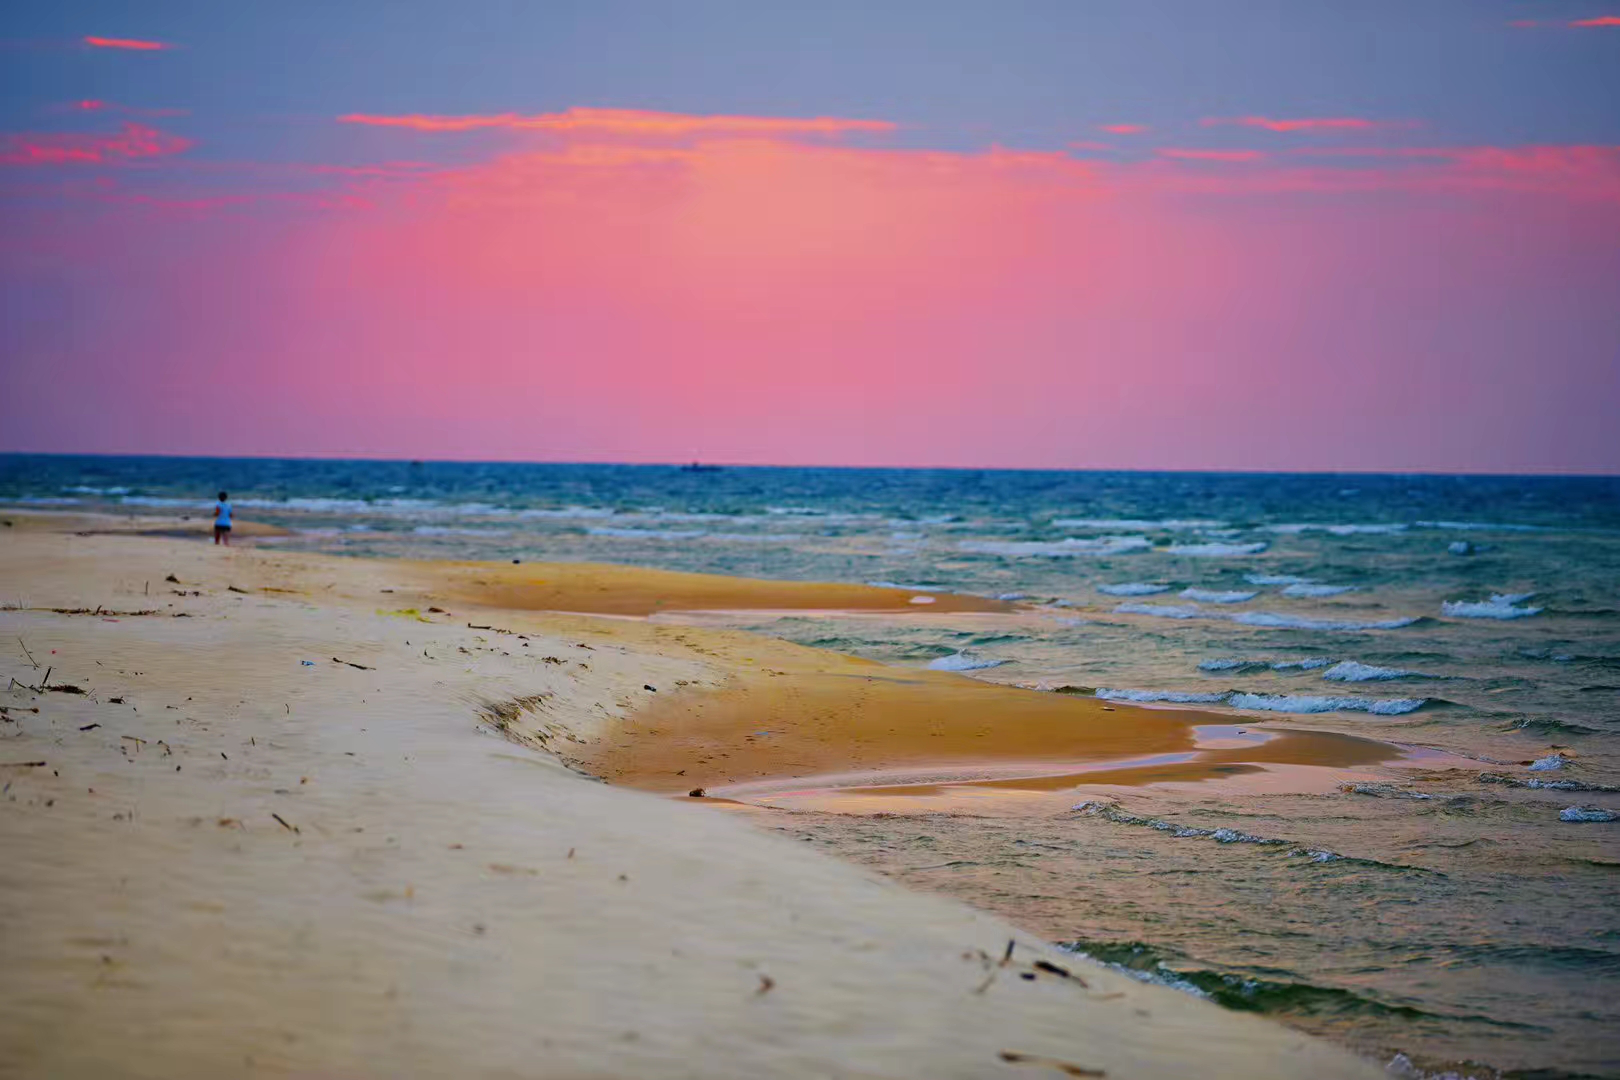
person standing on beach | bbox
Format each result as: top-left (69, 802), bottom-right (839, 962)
top-left (213, 491), bottom-right (232, 545)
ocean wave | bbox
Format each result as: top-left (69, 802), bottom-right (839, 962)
top-left (1095, 687), bottom-right (1426, 715)
top-left (1097, 582), bottom-right (1171, 596)
top-left (1528, 753), bottom-right (1568, 771)
top-left (1113, 602), bottom-right (1205, 619)
top-left (584, 526), bottom-right (706, 540)
top-left (1266, 523), bottom-right (1408, 536)
top-left (1272, 657), bottom-right (1335, 670)
top-left (63, 485), bottom-right (129, 495)
top-left (1050, 518), bottom-right (1226, 530)
top-left (1245, 574), bottom-right (1312, 585)
top-left (1166, 542), bottom-right (1267, 556)
top-left (1198, 659), bottom-right (1265, 673)
top-left (410, 525), bottom-right (508, 537)
top-left (1442, 594), bottom-right (1543, 620)
top-left (10, 496), bottom-right (83, 505)
top-left (1479, 772), bottom-right (1619, 793)
top-left (927, 652), bottom-right (1011, 672)
top-left (1281, 583), bottom-right (1356, 598)
top-left (866, 581), bottom-right (948, 591)
top-left (1180, 588), bottom-right (1258, 604)
top-left (1559, 807), bottom-right (1617, 823)
top-left (1227, 693), bottom-right (1427, 715)
top-left (1229, 611), bottom-right (1420, 631)
top-left (960, 536), bottom-right (1150, 558)
top-left (1322, 661), bottom-right (1420, 682)
top-left (1415, 520), bottom-right (1549, 532)
top-left (1117, 604), bottom-right (1418, 631)
top-left (1094, 688), bottom-right (1228, 704)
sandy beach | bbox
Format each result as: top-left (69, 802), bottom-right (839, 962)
top-left (1, 514), bottom-right (1397, 1076)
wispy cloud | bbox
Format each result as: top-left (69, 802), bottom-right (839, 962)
top-left (1157, 148), bottom-right (1266, 162)
top-left (0, 122), bottom-right (192, 166)
top-left (1571, 15), bottom-right (1620, 26)
top-left (83, 35), bottom-right (172, 51)
top-left (64, 99), bottom-right (188, 118)
top-left (1202, 116), bottom-right (1410, 134)
top-left (1099, 123), bottom-right (1148, 135)
top-left (338, 107), bottom-right (896, 138)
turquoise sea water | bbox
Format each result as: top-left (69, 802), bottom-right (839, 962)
top-left (3, 455), bottom-right (1617, 1076)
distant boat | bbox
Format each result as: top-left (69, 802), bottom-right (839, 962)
top-left (679, 461), bottom-right (723, 473)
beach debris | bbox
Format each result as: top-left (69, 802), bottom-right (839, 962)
top-left (1560, 806), bottom-right (1617, 823)
top-left (333, 657), bottom-right (373, 670)
top-left (427, 606), bottom-right (448, 613)
top-left (108, 696), bottom-right (125, 704)
top-left (512, 559), bottom-right (521, 564)
top-left (755, 973), bottom-right (775, 995)
top-left (78, 723), bottom-right (100, 731)
top-left (1003, 939), bottom-right (1016, 964)
top-left (688, 788), bottom-right (706, 798)
top-left (1, 761), bottom-right (48, 769)
top-left (301, 659), bottom-right (315, 666)
top-left (227, 586), bottom-right (249, 594)
top-left (46, 683), bottom-right (86, 695)
top-left (644, 684), bottom-right (657, 692)
top-left (1033, 959), bottom-right (1087, 986)
top-left (271, 812), bottom-right (299, 833)
top-left (998, 1050), bottom-right (1106, 1076)
top-left (164, 574), bottom-right (180, 583)
top-left (16, 636), bottom-right (38, 668)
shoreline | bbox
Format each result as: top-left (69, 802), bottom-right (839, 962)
top-left (2, 517), bottom-right (1394, 1076)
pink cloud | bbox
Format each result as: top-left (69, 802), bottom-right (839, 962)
top-left (1202, 116), bottom-right (1410, 133)
top-left (1571, 15), bottom-right (1620, 25)
top-left (338, 107), bottom-right (896, 138)
top-left (1100, 123), bottom-right (1148, 135)
top-left (0, 122), bottom-right (192, 167)
top-left (1156, 148), bottom-right (1266, 162)
top-left (83, 35), bottom-right (171, 51)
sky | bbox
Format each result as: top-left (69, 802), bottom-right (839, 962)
top-left (1, 2), bottom-right (1618, 473)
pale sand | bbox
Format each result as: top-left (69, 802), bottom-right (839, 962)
top-left (0, 521), bottom-right (1383, 1078)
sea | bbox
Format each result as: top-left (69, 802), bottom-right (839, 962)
top-left (3, 454), bottom-right (1617, 1078)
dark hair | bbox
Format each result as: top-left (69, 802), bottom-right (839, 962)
top-left (218, 491), bottom-right (228, 501)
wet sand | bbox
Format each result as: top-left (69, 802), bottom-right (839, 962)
top-left (0, 517), bottom-right (1384, 1078)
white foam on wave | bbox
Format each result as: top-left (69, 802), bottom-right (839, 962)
top-left (1166, 542), bottom-right (1267, 557)
top-left (1322, 661), bottom-right (1417, 682)
top-left (1050, 518), bottom-right (1226, 530)
top-left (1230, 611), bottom-right (1419, 631)
top-left (1095, 688), bottom-right (1229, 704)
top-left (585, 526), bottom-right (706, 540)
top-left (1559, 807), bottom-right (1617, 823)
top-left (1272, 658), bottom-right (1334, 670)
top-left (1197, 659), bottom-right (1253, 672)
top-left (1119, 605), bottom-right (1417, 631)
top-left (1528, 753), bottom-right (1568, 771)
top-left (64, 485), bottom-right (130, 495)
top-left (927, 652), bottom-right (1010, 672)
top-left (1245, 573), bottom-right (1312, 585)
top-left (1266, 523), bottom-right (1408, 536)
top-left (1417, 520), bottom-right (1548, 533)
top-left (1114, 603), bottom-right (1205, 619)
top-left (1281, 583), bottom-right (1356, 598)
top-left (411, 526), bottom-right (506, 537)
top-left (1227, 693), bottom-right (1426, 715)
top-left (1179, 588), bottom-right (1257, 604)
top-left (867, 581), bottom-right (948, 592)
top-left (1442, 594), bottom-right (1542, 619)
top-left (961, 536), bottom-right (1150, 558)
top-left (1097, 582), bottom-right (1171, 597)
